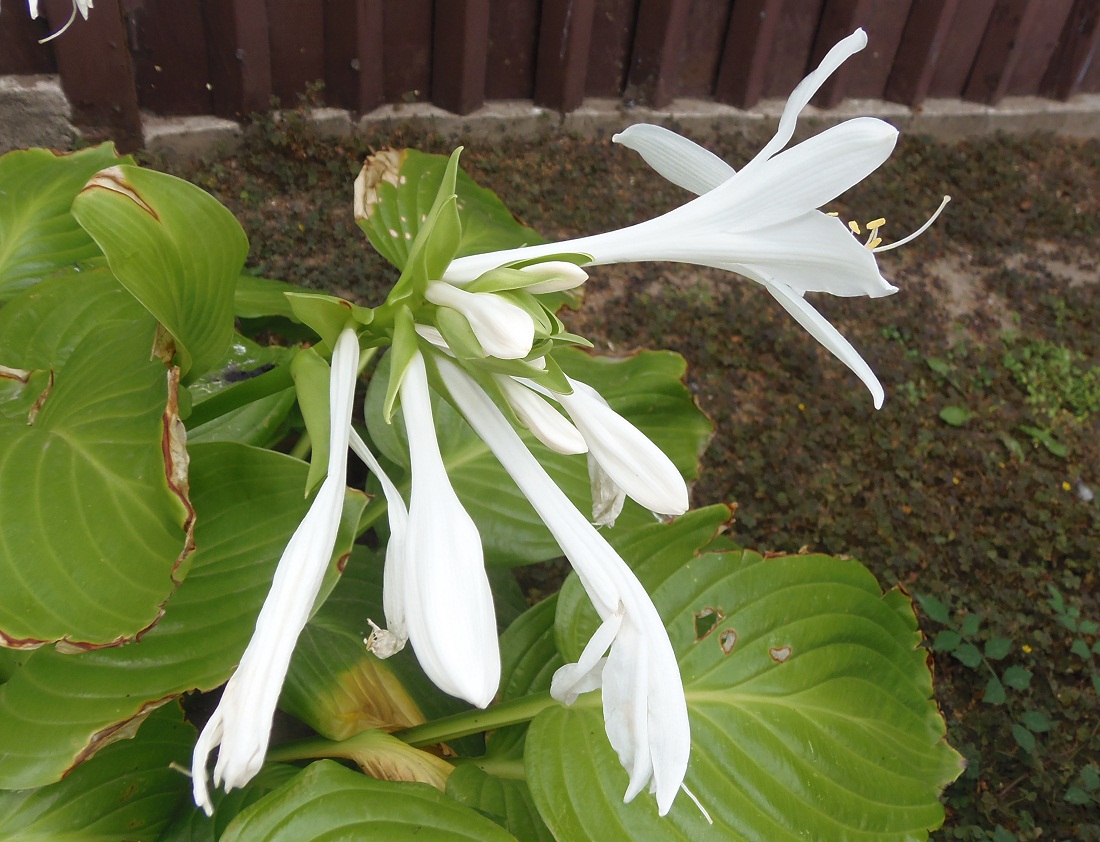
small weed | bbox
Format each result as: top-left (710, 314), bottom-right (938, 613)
top-left (1002, 339), bottom-right (1100, 422)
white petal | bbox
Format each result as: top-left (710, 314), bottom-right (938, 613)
top-left (588, 454), bottom-right (625, 527)
top-left (550, 608), bottom-right (623, 705)
top-left (193, 328), bottom-right (359, 811)
top-left (29, 0), bottom-right (41, 18)
top-left (554, 378), bottom-right (688, 517)
top-left (349, 428), bottom-right (409, 648)
top-left (698, 118), bottom-right (897, 232)
top-left (426, 281), bottom-right (534, 359)
top-left (764, 281), bottom-right (886, 409)
top-left (745, 28), bottom-right (868, 170)
top-left (400, 352), bottom-right (499, 708)
top-left (519, 261), bottom-right (589, 294)
top-left (613, 124), bottom-right (734, 196)
top-left (496, 375), bottom-right (587, 455)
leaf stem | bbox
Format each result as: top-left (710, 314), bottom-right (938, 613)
top-left (393, 693), bottom-right (561, 747)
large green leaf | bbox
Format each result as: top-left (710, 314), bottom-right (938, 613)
top-left (358, 148), bottom-right (545, 272)
top-left (526, 507), bottom-right (965, 840)
top-left (158, 765), bottom-right (301, 842)
top-left (0, 704), bottom-right (193, 841)
top-left (0, 316), bottom-right (190, 649)
top-left (364, 347), bottom-right (713, 565)
top-left (0, 442), bottom-right (366, 789)
top-left (71, 165), bottom-right (248, 380)
top-left (0, 144), bottom-right (128, 303)
top-left (220, 760), bottom-right (519, 842)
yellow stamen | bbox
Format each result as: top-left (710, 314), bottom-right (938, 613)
top-left (865, 237), bottom-right (882, 250)
top-left (866, 218), bottom-right (886, 230)
top-left (848, 220), bottom-right (861, 235)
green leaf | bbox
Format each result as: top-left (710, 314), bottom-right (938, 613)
top-left (952, 643), bottom-right (983, 668)
top-left (998, 431), bottom-right (1025, 461)
top-left (1011, 723), bottom-right (1036, 754)
top-left (159, 764), bottom-right (301, 842)
top-left (0, 144), bottom-right (130, 302)
top-left (984, 637), bottom-right (1012, 660)
top-left (1018, 424), bottom-right (1068, 458)
top-left (447, 766), bottom-right (554, 842)
top-left (0, 317), bottom-right (190, 649)
top-left (1064, 786), bottom-right (1092, 805)
top-left (527, 507), bottom-right (963, 840)
top-left (1019, 710), bottom-right (1052, 733)
top-left (357, 148), bottom-right (544, 273)
top-left (983, 676), bottom-right (1006, 705)
top-left (383, 306), bottom-right (418, 421)
top-left (932, 630), bottom-right (961, 652)
top-left (292, 347), bottom-right (334, 495)
top-left (939, 406), bottom-right (973, 426)
top-left (71, 164), bottom-right (248, 380)
top-left (915, 593), bottom-right (951, 625)
top-left (1079, 619), bottom-right (1098, 635)
top-left (0, 704), bottom-right (192, 841)
top-left (1002, 666), bottom-right (1033, 690)
top-left (1071, 638), bottom-right (1092, 658)
top-left (992, 826), bottom-right (1018, 842)
top-left (219, 761), bottom-right (519, 841)
top-left (0, 442), bottom-right (366, 789)
top-left (960, 613), bottom-right (982, 637)
top-left (364, 348), bottom-right (713, 566)
top-left (234, 274), bottom-right (302, 320)
top-left (285, 292), bottom-right (372, 348)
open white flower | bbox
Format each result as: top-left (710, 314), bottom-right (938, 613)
top-left (192, 328), bottom-right (360, 815)
top-left (443, 29), bottom-right (904, 408)
top-left (437, 356), bottom-right (693, 816)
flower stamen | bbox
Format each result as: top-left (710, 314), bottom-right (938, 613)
top-left (871, 195), bottom-right (951, 253)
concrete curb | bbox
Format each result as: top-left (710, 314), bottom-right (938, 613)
top-left (3, 73), bottom-right (1099, 160)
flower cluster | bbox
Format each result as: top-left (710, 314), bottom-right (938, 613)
top-left (193, 27), bottom-right (938, 820)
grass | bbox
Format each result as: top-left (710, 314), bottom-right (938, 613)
top-left (153, 103), bottom-right (1100, 841)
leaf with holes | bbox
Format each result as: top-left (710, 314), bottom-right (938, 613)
top-left (219, 761), bottom-right (519, 841)
top-left (0, 442), bottom-right (365, 789)
top-left (0, 144), bottom-right (130, 302)
top-left (364, 347), bottom-right (713, 566)
top-left (526, 506), bottom-right (963, 840)
top-left (72, 164), bottom-right (248, 381)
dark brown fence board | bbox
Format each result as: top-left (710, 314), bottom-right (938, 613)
top-left (42, 0), bottom-right (143, 147)
top-left (810, 0), bottom-right (871, 106)
top-left (1004, 0), bottom-right (1074, 96)
top-left (884, 0), bottom-right (958, 106)
top-left (587, 0), bottom-right (637, 97)
top-left (762, 0), bottom-right (825, 96)
top-left (927, 0), bottom-right (995, 96)
top-left (714, 0), bottom-right (783, 108)
top-left (268, 0), bottom-right (326, 104)
top-left (534, 0), bottom-right (597, 111)
top-left (845, 0), bottom-right (913, 98)
top-left (963, 0), bottom-right (1045, 103)
top-left (624, 0), bottom-right (693, 107)
top-left (432, 0), bottom-right (490, 113)
top-left (0, 6), bottom-right (58, 74)
top-left (383, 0), bottom-right (433, 102)
top-left (201, 0), bottom-right (273, 117)
top-left (676, 0), bottom-right (733, 98)
top-left (485, 0), bottom-right (539, 99)
top-left (127, 0), bottom-right (213, 115)
top-left (1042, 0), bottom-right (1100, 99)
top-left (323, 0), bottom-right (384, 113)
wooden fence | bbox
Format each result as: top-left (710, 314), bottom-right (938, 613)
top-left (2, 0), bottom-right (1098, 148)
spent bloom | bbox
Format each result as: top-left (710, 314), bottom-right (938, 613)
top-left (443, 28), bottom-right (948, 409)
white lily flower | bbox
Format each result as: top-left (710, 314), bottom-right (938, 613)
top-left (192, 328), bottom-right (360, 815)
top-left (523, 376), bottom-right (688, 520)
top-left (398, 351), bottom-right (500, 708)
top-left (29, 0), bottom-right (93, 43)
top-left (425, 280), bottom-right (535, 360)
top-left (437, 356), bottom-right (692, 815)
top-left (443, 29), bottom-right (901, 408)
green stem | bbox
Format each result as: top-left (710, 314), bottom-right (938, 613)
top-left (187, 361), bottom-right (295, 428)
top-left (289, 431), bottom-right (312, 460)
top-left (450, 756), bottom-right (527, 780)
top-left (393, 693), bottom-right (561, 747)
top-left (268, 734), bottom-right (347, 763)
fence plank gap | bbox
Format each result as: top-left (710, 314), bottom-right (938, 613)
top-left (42, 0), bottom-right (143, 148)
top-left (624, 0), bottom-right (692, 107)
top-left (1040, 0), bottom-right (1100, 100)
top-left (963, 0), bottom-right (1046, 104)
top-left (884, 0), bottom-right (958, 106)
top-left (201, 0), bottom-right (272, 117)
top-left (533, 0), bottom-right (597, 112)
top-left (432, 0), bottom-right (490, 114)
top-left (714, 0), bottom-right (783, 109)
